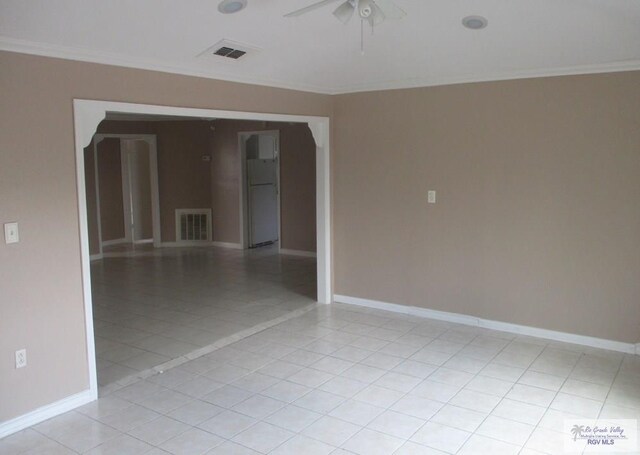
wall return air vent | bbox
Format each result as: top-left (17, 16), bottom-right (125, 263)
top-left (199, 39), bottom-right (260, 61)
top-left (175, 209), bottom-right (212, 244)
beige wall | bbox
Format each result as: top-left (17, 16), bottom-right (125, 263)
top-left (1, 47), bottom-right (639, 427)
top-left (279, 123), bottom-right (317, 252)
top-left (154, 122), bottom-right (213, 242)
top-left (210, 120), bottom-right (316, 251)
top-left (0, 50), bottom-right (331, 423)
top-left (209, 120), bottom-right (244, 243)
top-left (334, 71), bottom-right (640, 344)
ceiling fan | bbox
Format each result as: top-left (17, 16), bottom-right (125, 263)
top-left (285, 0), bottom-right (405, 25)
top-left (284, 0), bottom-right (406, 51)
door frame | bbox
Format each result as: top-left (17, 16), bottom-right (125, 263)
top-left (120, 138), bottom-right (156, 245)
top-left (238, 130), bottom-right (281, 251)
top-left (73, 99), bottom-right (332, 399)
top-left (92, 133), bottom-right (160, 258)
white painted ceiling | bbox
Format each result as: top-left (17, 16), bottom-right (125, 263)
top-left (1, 0), bottom-right (639, 94)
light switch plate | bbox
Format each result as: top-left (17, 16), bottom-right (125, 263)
top-left (428, 191), bottom-right (436, 204)
top-left (4, 222), bottom-right (19, 244)
top-left (15, 349), bottom-right (27, 369)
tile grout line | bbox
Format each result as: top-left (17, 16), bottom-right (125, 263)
top-left (98, 303), bottom-right (319, 393)
top-left (298, 312), bottom-right (528, 453)
top-left (19, 301), bottom-right (633, 455)
top-left (138, 306), bottom-right (619, 453)
top-left (433, 328), bottom-right (542, 454)
top-left (517, 347), bottom-right (597, 454)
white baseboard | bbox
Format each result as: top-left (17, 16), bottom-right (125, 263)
top-left (212, 241), bottom-right (242, 250)
top-left (90, 253), bottom-right (103, 261)
top-left (333, 294), bottom-right (637, 354)
top-left (161, 241), bottom-right (242, 249)
top-left (161, 241), bottom-right (189, 247)
top-left (0, 389), bottom-right (95, 439)
top-left (100, 238), bottom-right (127, 247)
top-left (279, 248), bottom-right (317, 258)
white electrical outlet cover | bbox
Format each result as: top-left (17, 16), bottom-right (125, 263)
top-left (428, 191), bottom-right (437, 204)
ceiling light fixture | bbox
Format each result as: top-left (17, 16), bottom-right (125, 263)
top-left (218, 0), bottom-right (247, 14)
top-left (358, 0), bottom-right (374, 19)
top-left (333, 1), bottom-right (355, 24)
top-left (462, 15), bottom-right (488, 30)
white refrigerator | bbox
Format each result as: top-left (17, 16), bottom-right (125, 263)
top-left (247, 157), bottom-right (278, 247)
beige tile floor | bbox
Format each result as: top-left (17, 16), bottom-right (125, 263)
top-left (91, 244), bottom-right (317, 387)
top-left (2, 299), bottom-right (639, 454)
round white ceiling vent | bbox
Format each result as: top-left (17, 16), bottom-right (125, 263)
top-left (462, 15), bottom-right (488, 30)
top-left (218, 0), bottom-right (247, 14)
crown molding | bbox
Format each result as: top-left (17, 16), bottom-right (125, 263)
top-left (330, 60), bottom-right (640, 94)
top-left (0, 36), bottom-right (334, 95)
top-left (1, 35), bottom-right (639, 96)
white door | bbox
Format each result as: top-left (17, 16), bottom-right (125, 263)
top-left (121, 140), bottom-right (153, 244)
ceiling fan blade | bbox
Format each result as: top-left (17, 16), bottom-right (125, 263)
top-left (371, 0), bottom-right (406, 20)
top-left (369, 3), bottom-right (385, 25)
top-left (333, 1), bottom-right (355, 24)
top-left (284, 0), bottom-right (341, 17)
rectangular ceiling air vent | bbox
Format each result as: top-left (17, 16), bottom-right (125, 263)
top-left (214, 46), bottom-right (246, 59)
top-left (214, 46), bottom-right (234, 56)
top-left (199, 39), bottom-right (260, 62)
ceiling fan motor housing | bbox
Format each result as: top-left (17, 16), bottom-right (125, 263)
top-left (358, 0), bottom-right (373, 18)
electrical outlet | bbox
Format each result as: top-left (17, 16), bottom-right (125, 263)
top-left (15, 349), bottom-right (27, 369)
top-left (428, 190), bottom-right (437, 204)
